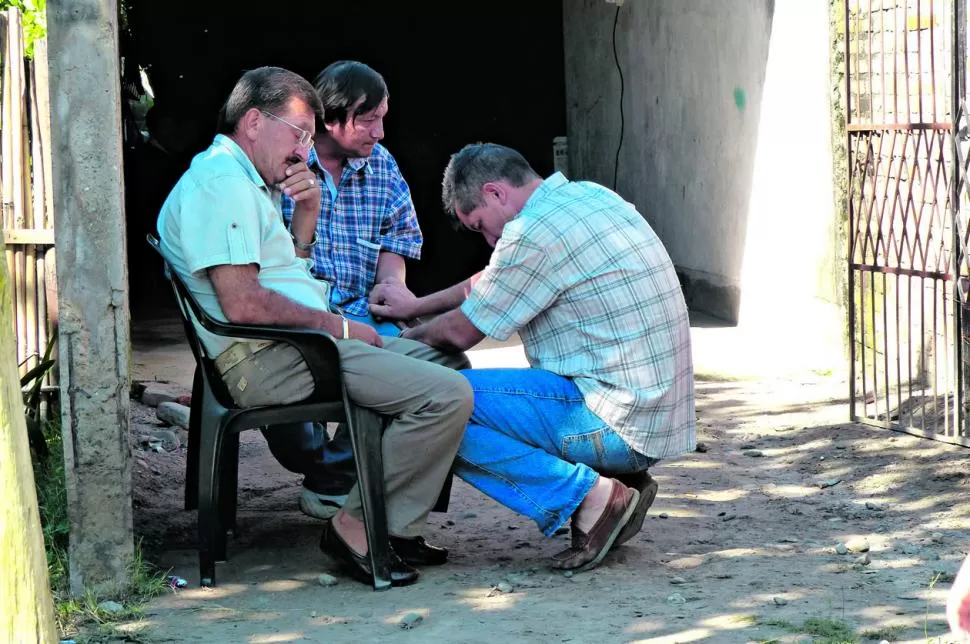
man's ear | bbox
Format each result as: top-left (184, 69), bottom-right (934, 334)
top-left (482, 181), bottom-right (507, 204)
top-left (240, 108), bottom-right (261, 142)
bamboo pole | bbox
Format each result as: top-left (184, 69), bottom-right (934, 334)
top-left (29, 51), bottom-right (51, 393)
top-left (0, 12), bottom-right (16, 346)
top-left (22, 51), bottom-right (36, 376)
top-left (32, 39), bottom-right (52, 230)
top-left (6, 8), bottom-right (27, 376)
top-left (43, 247), bottom-right (56, 387)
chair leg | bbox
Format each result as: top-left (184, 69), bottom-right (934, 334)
top-left (197, 421), bottom-right (225, 587)
top-left (431, 470), bottom-right (454, 513)
top-left (345, 404), bottom-right (392, 591)
top-left (219, 433), bottom-right (240, 541)
top-left (184, 368), bottom-right (203, 511)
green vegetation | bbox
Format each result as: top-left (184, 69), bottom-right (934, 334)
top-left (759, 616), bottom-right (859, 644)
top-left (0, 0), bottom-right (46, 58)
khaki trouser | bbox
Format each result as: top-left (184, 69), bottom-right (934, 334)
top-left (219, 337), bottom-right (472, 536)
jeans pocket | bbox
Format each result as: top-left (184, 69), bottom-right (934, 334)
top-left (562, 427), bottom-right (643, 473)
top-left (561, 429), bottom-right (612, 471)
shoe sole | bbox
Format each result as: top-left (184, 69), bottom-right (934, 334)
top-left (615, 477), bottom-right (659, 546)
top-left (319, 524), bottom-right (420, 588)
top-left (575, 487), bottom-right (641, 573)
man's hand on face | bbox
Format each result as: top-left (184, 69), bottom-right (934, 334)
top-left (369, 282), bottom-right (419, 321)
top-left (280, 161), bottom-right (321, 209)
top-left (346, 318), bottom-right (383, 348)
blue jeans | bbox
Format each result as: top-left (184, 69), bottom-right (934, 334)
top-left (261, 310), bottom-right (403, 495)
top-left (454, 368), bottom-right (655, 536)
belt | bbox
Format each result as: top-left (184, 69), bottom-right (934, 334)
top-left (214, 340), bottom-right (275, 375)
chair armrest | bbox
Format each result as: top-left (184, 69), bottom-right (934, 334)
top-left (147, 233), bottom-right (344, 399)
top-left (201, 314), bottom-right (343, 399)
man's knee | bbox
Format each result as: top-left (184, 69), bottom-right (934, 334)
top-left (439, 370), bottom-right (474, 419)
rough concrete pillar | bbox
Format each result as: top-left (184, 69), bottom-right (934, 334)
top-left (46, 0), bottom-right (132, 595)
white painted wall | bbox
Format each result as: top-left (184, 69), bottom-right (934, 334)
top-left (563, 0), bottom-right (845, 375)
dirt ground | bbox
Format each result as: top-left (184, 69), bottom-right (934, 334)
top-left (115, 311), bottom-right (970, 643)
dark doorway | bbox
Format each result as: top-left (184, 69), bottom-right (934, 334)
top-left (122, 1), bottom-right (567, 312)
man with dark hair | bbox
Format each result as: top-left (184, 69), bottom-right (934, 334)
top-left (370, 142), bottom-right (696, 572)
top-left (157, 67), bottom-right (472, 586)
top-left (284, 60), bottom-right (418, 334)
top-left (275, 61), bottom-right (459, 522)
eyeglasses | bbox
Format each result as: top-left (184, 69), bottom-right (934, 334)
top-left (261, 110), bottom-right (313, 148)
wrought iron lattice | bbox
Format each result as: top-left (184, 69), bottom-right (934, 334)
top-left (846, 0), bottom-right (970, 445)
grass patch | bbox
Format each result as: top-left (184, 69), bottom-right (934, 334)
top-left (758, 617), bottom-right (858, 643)
top-left (859, 624), bottom-right (905, 641)
top-left (803, 618), bottom-right (856, 641)
top-left (35, 418), bottom-right (169, 639)
top-left (35, 419), bottom-right (70, 592)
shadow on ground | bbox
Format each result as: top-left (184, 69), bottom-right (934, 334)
top-left (115, 312), bottom-right (970, 644)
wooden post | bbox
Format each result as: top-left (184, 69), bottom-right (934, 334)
top-left (47, 0), bottom-right (133, 595)
top-left (29, 52), bottom-right (48, 382)
top-left (0, 229), bottom-right (57, 643)
top-left (31, 38), bottom-right (54, 389)
top-left (1, 12), bottom-right (17, 349)
top-left (5, 7), bottom-right (28, 376)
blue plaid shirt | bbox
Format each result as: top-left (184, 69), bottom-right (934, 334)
top-left (281, 143), bottom-right (422, 316)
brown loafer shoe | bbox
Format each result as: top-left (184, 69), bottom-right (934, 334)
top-left (614, 471), bottom-right (659, 545)
top-left (550, 480), bottom-right (639, 572)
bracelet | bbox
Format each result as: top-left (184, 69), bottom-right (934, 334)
top-left (341, 316), bottom-right (349, 340)
top-left (290, 230), bottom-right (318, 251)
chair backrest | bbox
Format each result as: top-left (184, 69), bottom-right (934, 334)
top-left (146, 234), bottom-right (241, 408)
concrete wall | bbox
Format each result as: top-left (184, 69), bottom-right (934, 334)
top-left (563, 0), bottom-right (845, 375)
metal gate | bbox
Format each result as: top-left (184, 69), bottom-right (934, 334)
top-left (846, 0), bottom-right (970, 446)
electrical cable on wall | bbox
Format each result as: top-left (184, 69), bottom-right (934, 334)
top-left (612, 4), bottom-right (624, 192)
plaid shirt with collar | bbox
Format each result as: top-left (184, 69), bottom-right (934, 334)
top-left (460, 173), bottom-right (696, 460)
top-left (281, 143), bottom-right (422, 316)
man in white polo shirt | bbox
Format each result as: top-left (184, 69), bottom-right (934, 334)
top-left (157, 67), bottom-right (471, 586)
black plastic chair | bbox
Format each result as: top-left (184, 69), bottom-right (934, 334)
top-left (147, 235), bottom-right (394, 590)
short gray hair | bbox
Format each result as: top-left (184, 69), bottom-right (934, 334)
top-left (441, 143), bottom-right (540, 217)
top-left (217, 66), bottom-right (323, 135)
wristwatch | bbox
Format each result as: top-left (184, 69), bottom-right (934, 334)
top-left (290, 230), bottom-right (318, 251)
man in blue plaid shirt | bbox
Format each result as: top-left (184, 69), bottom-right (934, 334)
top-left (281, 61), bottom-right (422, 335)
top-left (274, 62), bottom-right (465, 524)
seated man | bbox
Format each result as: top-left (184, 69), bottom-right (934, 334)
top-left (156, 66), bottom-right (472, 586)
top-left (370, 143), bottom-right (696, 571)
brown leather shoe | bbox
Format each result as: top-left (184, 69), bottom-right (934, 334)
top-left (550, 479), bottom-right (639, 572)
top-left (614, 471), bottom-right (659, 545)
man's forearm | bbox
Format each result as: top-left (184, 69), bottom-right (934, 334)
top-left (403, 308), bottom-right (485, 352)
top-left (223, 282), bottom-right (342, 337)
top-left (376, 252), bottom-right (407, 285)
top-left (412, 273), bottom-right (481, 318)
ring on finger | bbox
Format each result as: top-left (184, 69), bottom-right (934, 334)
top-left (307, 178), bottom-right (315, 187)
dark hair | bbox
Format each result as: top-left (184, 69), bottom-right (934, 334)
top-left (313, 61), bottom-right (388, 125)
top-left (441, 143), bottom-right (540, 217)
top-left (216, 66), bottom-right (323, 135)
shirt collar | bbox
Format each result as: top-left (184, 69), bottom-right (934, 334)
top-left (521, 171), bottom-right (568, 211)
top-left (213, 134), bottom-right (267, 189)
top-left (307, 145), bottom-right (375, 177)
